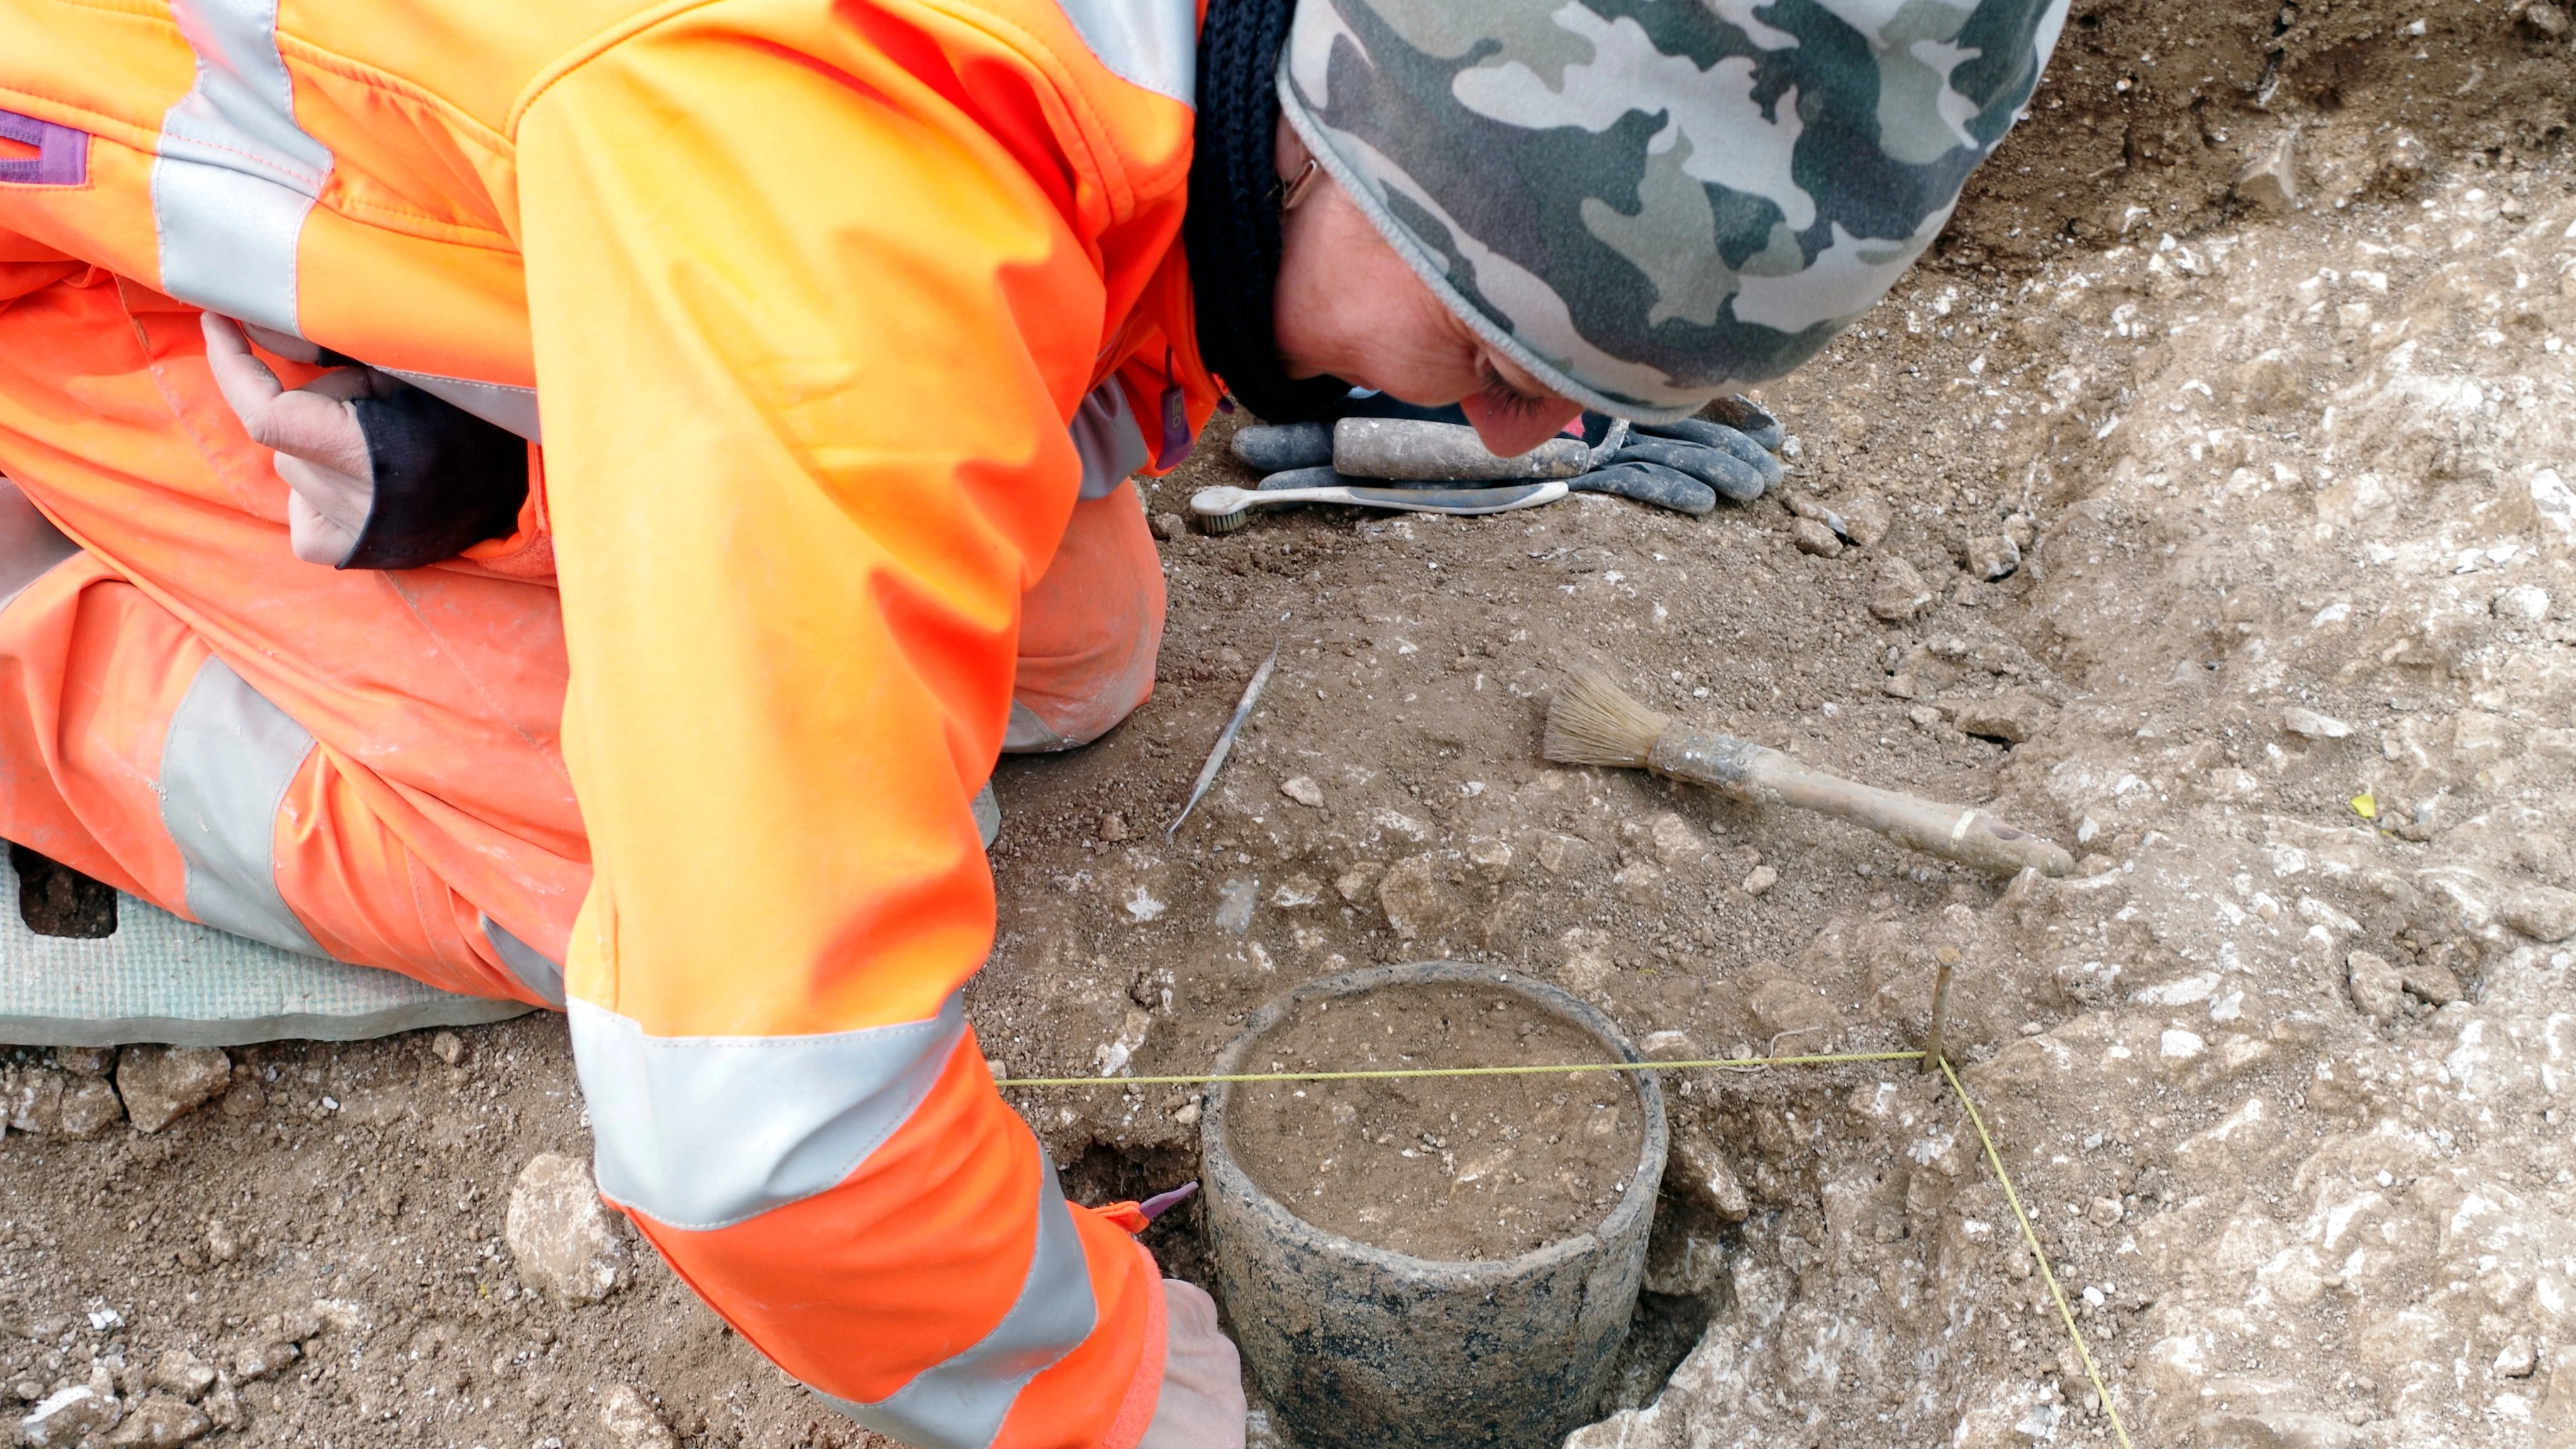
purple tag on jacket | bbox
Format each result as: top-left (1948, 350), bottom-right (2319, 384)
top-left (0, 111), bottom-right (88, 187)
top-left (1155, 384), bottom-right (1194, 470)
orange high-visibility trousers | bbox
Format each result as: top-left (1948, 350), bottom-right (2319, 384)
top-left (1, 0), bottom-right (1214, 1436)
top-left (0, 267), bottom-right (1163, 1003)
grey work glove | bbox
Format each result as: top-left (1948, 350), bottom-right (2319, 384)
top-left (1570, 396), bottom-right (1785, 517)
top-left (1137, 1279), bottom-right (1248, 1449)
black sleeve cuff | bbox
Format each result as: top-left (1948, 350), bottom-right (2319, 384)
top-left (338, 386), bottom-right (531, 571)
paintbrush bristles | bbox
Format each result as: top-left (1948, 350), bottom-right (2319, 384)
top-left (1543, 669), bottom-right (1672, 769)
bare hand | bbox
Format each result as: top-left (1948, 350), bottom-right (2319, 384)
top-left (201, 313), bottom-right (395, 565)
top-left (1136, 1280), bottom-right (1247, 1449)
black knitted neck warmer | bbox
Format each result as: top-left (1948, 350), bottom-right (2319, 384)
top-left (1185, 0), bottom-right (1352, 424)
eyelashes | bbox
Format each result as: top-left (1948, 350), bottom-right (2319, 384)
top-left (1477, 362), bottom-right (1550, 421)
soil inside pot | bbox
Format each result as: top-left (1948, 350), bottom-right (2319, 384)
top-left (1228, 980), bottom-right (1647, 1261)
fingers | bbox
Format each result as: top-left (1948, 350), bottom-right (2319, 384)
top-left (1165, 1279), bottom-right (1221, 1336)
top-left (1628, 420), bottom-right (1784, 487)
top-left (1610, 438), bottom-right (1765, 503)
top-left (201, 312), bottom-right (287, 426)
top-left (201, 313), bottom-right (382, 477)
top-left (240, 321), bottom-right (325, 366)
top-left (286, 487), bottom-right (364, 567)
top-left (280, 454), bottom-right (372, 566)
top-left (1137, 1280), bottom-right (1248, 1449)
top-left (1570, 462), bottom-right (1718, 516)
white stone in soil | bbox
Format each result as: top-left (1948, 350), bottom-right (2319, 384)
top-left (2280, 706), bottom-right (2353, 740)
top-left (18, 1385), bottom-right (119, 1447)
top-left (599, 1384), bottom-right (679, 1449)
top-left (505, 1151), bottom-right (626, 1304)
top-left (1268, 874), bottom-right (1322, 909)
top-left (2491, 582), bottom-right (2550, 624)
top-left (1094, 1008), bottom-right (1152, 1077)
top-left (1213, 877), bottom-right (1258, 935)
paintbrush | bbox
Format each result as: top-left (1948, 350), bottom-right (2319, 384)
top-left (1543, 669), bottom-right (2074, 879)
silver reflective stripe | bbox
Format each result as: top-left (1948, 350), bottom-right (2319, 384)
top-left (1068, 380), bottom-right (1150, 502)
top-left (819, 1159), bottom-right (1101, 1449)
top-left (0, 481), bottom-right (80, 617)
top-left (151, 0), bottom-right (333, 336)
top-left (570, 992), bottom-right (970, 1231)
top-left (1001, 701), bottom-right (1069, 755)
top-left (158, 657), bottom-right (325, 957)
top-left (480, 915), bottom-right (567, 1007)
top-left (1053, 0), bottom-right (1197, 105)
top-left (383, 369), bottom-right (543, 443)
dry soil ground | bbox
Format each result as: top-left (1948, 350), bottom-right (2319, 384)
top-left (4, 3), bottom-right (2572, 1448)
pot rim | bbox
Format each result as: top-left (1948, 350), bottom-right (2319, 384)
top-left (1201, 960), bottom-right (1668, 1285)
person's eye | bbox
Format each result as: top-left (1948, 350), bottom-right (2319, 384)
top-left (1477, 362), bottom-right (1549, 420)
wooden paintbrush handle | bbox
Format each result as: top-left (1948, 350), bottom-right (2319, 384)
top-left (1648, 730), bottom-right (2073, 878)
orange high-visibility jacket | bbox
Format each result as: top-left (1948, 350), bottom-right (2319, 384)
top-left (0, 0), bottom-right (1223, 1444)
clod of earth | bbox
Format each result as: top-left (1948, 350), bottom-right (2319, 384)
top-left (105, 1395), bottom-right (210, 1446)
top-left (1951, 691), bottom-right (2054, 745)
top-left (2502, 885), bottom-right (2576, 942)
top-left (114, 1046), bottom-right (230, 1135)
top-left (1868, 557), bottom-right (1935, 621)
top-left (1792, 518), bottom-right (1843, 557)
top-left (1375, 854), bottom-right (1464, 941)
top-left (145, 1350), bottom-right (215, 1402)
top-left (1965, 533), bottom-right (2021, 580)
top-left (1836, 493), bottom-right (1892, 548)
top-left (2236, 135), bottom-right (2301, 213)
top-left (58, 1076), bottom-right (126, 1137)
top-left (2346, 950), bottom-right (2406, 1023)
top-left (505, 1151), bottom-right (625, 1304)
top-left (1668, 1128), bottom-right (1751, 1222)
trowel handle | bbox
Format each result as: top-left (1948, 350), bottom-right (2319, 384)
top-left (1648, 730), bottom-right (2074, 878)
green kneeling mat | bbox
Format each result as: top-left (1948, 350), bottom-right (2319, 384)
top-left (1, 855), bottom-right (533, 1048)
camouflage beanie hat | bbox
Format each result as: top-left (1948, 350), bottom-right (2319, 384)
top-left (1279, 0), bottom-right (2070, 421)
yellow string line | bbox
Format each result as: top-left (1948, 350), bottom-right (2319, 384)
top-left (991, 1050), bottom-right (1926, 1089)
top-left (999, 1046), bottom-right (2132, 1445)
top-left (1938, 1055), bottom-right (2135, 1449)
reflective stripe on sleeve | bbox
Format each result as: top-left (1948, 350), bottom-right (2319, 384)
top-left (382, 370), bottom-right (543, 443)
top-left (157, 657), bottom-right (326, 956)
top-left (569, 992), bottom-right (972, 1231)
top-left (0, 482), bottom-right (80, 617)
top-left (479, 914), bottom-right (567, 1007)
top-left (152, 0), bottom-right (335, 336)
top-left (817, 1157), bottom-right (1101, 1449)
top-left (151, 1), bottom-right (544, 432)
top-left (1051, 0), bottom-right (1197, 104)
